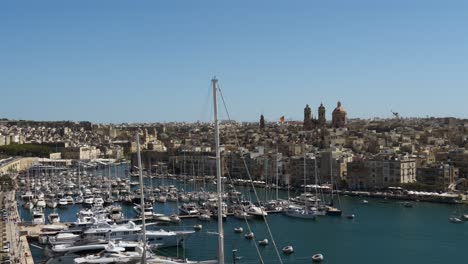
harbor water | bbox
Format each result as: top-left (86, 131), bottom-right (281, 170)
top-left (19, 166), bottom-right (468, 264)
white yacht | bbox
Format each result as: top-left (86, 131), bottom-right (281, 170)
top-left (84, 196), bottom-right (94, 206)
top-left (46, 199), bottom-right (58, 208)
top-left (179, 203), bottom-right (199, 215)
top-left (32, 208), bottom-right (45, 224)
top-left (290, 193), bottom-right (320, 205)
top-left (133, 202), bottom-right (154, 217)
top-left (65, 196), bottom-right (75, 204)
top-left (51, 240), bottom-right (139, 256)
top-left (49, 233), bottom-right (81, 246)
top-left (48, 213), bottom-right (61, 224)
top-left (284, 205), bottom-right (317, 220)
top-left (36, 198), bottom-right (46, 208)
top-left (73, 242), bottom-right (143, 264)
top-left (58, 198), bottom-right (68, 207)
top-left (93, 197), bottom-right (104, 207)
top-left (108, 206), bottom-right (124, 221)
top-left (73, 242), bottom-right (217, 264)
top-left (81, 221), bottom-right (194, 248)
top-left (241, 201), bottom-right (267, 218)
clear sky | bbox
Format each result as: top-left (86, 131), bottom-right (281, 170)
top-left (1, 0), bottom-right (467, 123)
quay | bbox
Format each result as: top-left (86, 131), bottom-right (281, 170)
top-left (0, 191), bottom-right (33, 264)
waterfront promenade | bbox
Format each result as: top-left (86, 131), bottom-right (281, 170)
top-left (1, 191), bottom-right (33, 264)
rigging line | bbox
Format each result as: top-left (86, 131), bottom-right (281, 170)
top-left (198, 82), bottom-right (214, 123)
top-left (224, 166), bottom-right (265, 264)
top-left (218, 85), bottom-right (284, 264)
top-left (210, 122), bottom-right (264, 261)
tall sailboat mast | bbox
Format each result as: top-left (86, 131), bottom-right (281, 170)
top-left (136, 131), bottom-right (147, 264)
top-left (212, 77), bottom-right (225, 264)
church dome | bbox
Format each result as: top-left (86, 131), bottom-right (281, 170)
top-left (333, 101), bottom-right (346, 114)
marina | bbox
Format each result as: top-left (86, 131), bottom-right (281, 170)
top-left (6, 162), bottom-right (468, 264)
top-left (2, 2), bottom-right (468, 263)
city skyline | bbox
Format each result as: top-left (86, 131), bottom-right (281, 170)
top-left (1, 0), bottom-right (468, 123)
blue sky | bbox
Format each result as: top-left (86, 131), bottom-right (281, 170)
top-left (1, 0), bottom-right (467, 123)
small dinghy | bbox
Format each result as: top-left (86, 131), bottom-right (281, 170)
top-left (282, 245), bottom-right (294, 254)
top-left (449, 217), bottom-right (463, 224)
top-left (194, 224), bottom-right (203, 231)
top-left (346, 214), bottom-right (355, 220)
top-left (361, 200), bottom-right (369, 204)
top-left (258, 239), bottom-right (269, 246)
top-left (244, 231), bottom-right (254, 239)
top-left (312, 253), bottom-right (324, 262)
top-left (234, 227), bottom-right (244, 233)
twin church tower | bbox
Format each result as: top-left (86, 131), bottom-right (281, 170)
top-left (304, 101), bottom-right (348, 130)
top-left (259, 101), bottom-right (347, 130)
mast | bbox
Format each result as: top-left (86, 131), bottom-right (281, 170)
top-left (213, 77), bottom-right (224, 264)
top-left (314, 155), bottom-right (319, 206)
top-left (329, 151), bottom-right (334, 206)
top-left (303, 152), bottom-right (307, 194)
top-left (136, 131), bottom-right (147, 264)
top-left (276, 146), bottom-right (279, 201)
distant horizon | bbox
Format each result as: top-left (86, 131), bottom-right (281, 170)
top-left (1, 113), bottom-right (467, 125)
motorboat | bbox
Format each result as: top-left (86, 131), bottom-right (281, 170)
top-left (133, 202), bottom-right (154, 217)
top-left (284, 205), bottom-right (317, 220)
top-left (282, 245), bottom-right (294, 254)
top-left (58, 198), bottom-right (68, 207)
top-left (244, 231), bottom-right (254, 239)
top-left (449, 217), bottom-right (463, 223)
top-left (325, 206), bottom-right (342, 217)
top-left (50, 240), bottom-right (139, 256)
top-left (233, 210), bottom-right (254, 220)
top-left (21, 191), bottom-right (34, 200)
top-left (82, 221), bottom-right (194, 248)
top-left (258, 238), bottom-right (269, 246)
top-left (312, 253), bottom-right (324, 262)
top-left (65, 196), bottom-right (74, 204)
top-left (156, 195), bottom-right (167, 203)
top-left (179, 203), bottom-right (199, 215)
top-left (290, 193), bottom-right (320, 205)
top-left (234, 227), bottom-right (243, 233)
top-left (153, 214), bottom-right (172, 223)
top-left (198, 214), bottom-right (211, 221)
top-left (49, 233), bottom-right (81, 245)
top-left (241, 201), bottom-right (267, 218)
top-left (46, 199), bottom-right (58, 208)
top-left (32, 208), bottom-right (45, 224)
top-left (24, 201), bottom-right (34, 210)
top-left (108, 206), bottom-right (124, 221)
top-left (73, 242), bottom-right (144, 264)
top-left (48, 213), bottom-right (61, 224)
top-left (36, 198), bottom-right (46, 208)
top-left (73, 242), bottom-right (217, 264)
top-left (169, 214), bottom-right (181, 223)
top-left (93, 197), bottom-right (104, 207)
top-left (75, 196), bottom-right (84, 204)
top-left (84, 196), bottom-right (94, 206)
top-left (194, 224), bottom-right (203, 231)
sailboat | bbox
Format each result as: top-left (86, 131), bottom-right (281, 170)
top-left (325, 151), bottom-right (342, 217)
top-left (284, 152), bottom-right (318, 219)
top-left (73, 132), bottom-right (215, 264)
